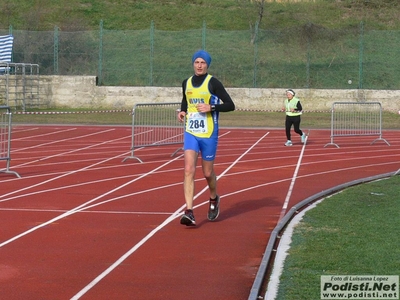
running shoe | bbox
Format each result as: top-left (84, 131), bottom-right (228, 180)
top-left (301, 133), bottom-right (306, 143)
top-left (180, 209), bottom-right (196, 226)
top-left (207, 195), bottom-right (220, 221)
top-left (285, 140), bottom-right (293, 146)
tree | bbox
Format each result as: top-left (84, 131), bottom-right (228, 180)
top-left (249, 0), bottom-right (265, 44)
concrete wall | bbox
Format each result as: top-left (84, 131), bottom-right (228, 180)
top-left (40, 76), bottom-right (400, 112)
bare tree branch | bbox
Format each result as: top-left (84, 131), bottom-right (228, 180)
top-left (250, 0), bottom-right (265, 44)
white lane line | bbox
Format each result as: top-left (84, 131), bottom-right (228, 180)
top-left (0, 207), bottom-right (175, 215)
top-left (70, 131), bottom-right (270, 299)
top-left (193, 131), bottom-right (270, 203)
top-left (2, 158), bottom-right (397, 210)
top-left (12, 127), bottom-right (78, 142)
top-left (2, 140), bottom-right (397, 205)
top-left (0, 134), bottom-right (131, 200)
top-left (12, 127), bottom-right (40, 134)
top-left (0, 153), bottom-right (184, 249)
top-left (11, 128), bottom-right (115, 155)
top-left (70, 214), bottom-right (180, 300)
top-left (278, 132), bottom-right (309, 220)
top-left (72, 131), bottom-right (271, 215)
top-left (8, 128), bottom-right (151, 169)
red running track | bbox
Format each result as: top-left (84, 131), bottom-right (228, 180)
top-left (0, 125), bottom-right (399, 299)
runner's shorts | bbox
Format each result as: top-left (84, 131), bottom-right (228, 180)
top-left (184, 131), bottom-right (218, 161)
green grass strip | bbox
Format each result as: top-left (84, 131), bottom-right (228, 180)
top-left (11, 109), bottom-right (400, 130)
top-left (275, 175), bottom-right (400, 299)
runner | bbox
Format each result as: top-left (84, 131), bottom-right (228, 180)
top-left (282, 89), bottom-right (306, 146)
top-left (177, 50), bottom-right (235, 226)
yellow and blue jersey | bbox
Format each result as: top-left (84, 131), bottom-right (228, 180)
top-left (185, 74), bottom-right (220, 138)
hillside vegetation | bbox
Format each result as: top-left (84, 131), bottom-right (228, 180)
top-left (2, 0), bottom-right (399, 90)
top-left (1, 0), bottom-right (399, 31)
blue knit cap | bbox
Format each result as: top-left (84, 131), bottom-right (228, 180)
top-left (192, 50), bottom-right (211, 67)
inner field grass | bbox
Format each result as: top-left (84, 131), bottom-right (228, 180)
top-left (275, 175), bottom-right (400, 300)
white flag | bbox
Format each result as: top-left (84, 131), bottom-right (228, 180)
top-left (0, 34), bottom-right (14, 72)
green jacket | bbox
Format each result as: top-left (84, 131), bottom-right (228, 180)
top-left (285, 97), bottom-right (302, 116)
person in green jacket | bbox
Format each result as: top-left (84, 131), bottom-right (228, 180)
top-left (282, 89), bottom-right (306, 146)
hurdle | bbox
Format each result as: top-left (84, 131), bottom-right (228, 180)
top-left (324, 102), bottom-right (390, 148)
top-left (0, 106), bottom-right (21, 178)
top-left (122, 102), bottom-right (184, 163)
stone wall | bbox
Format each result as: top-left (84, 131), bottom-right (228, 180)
top-left (39, 76), bottom-right (399, 112)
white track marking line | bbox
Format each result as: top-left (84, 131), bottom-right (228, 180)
top-left (8, 128), bottom-right (151, 167)
top-left (0, 153), bottom-right (184, 249)
top-left (70, 214), bottom-right (180, 300)
top-left (0, 134), bottom-right (131, 200)
top-left (9, 128), bottom-right (118, 171)
top-left (278, 132), bottom-right (309, 220)
top-left (12, 127), bottom-right (40, 134)
top-left (2, 158), bottom-right (397, 209)
top-left (3, 137), bottom-right (396, 204)
top-left (37, 141), bottom-right (397, 217)
top-left (70, 131), bottom-right (270, 299)
top-left (0, 207), bottom-right (174, 215)
top-left (192, 132), bottom-right (271, 206)
top-left (12, 127), bottom-right (78, 142)
top-left (11, 128), bottom-right (115, 156)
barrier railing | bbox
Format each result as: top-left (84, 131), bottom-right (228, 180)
top-left (123, 102), bottom-right (184, 163)
top-left (324, 102), bottom-right (390, 148)
top-left (0, 62), bottom-right (40, 111)
top-left (0, 106), bottom-right (20, 178)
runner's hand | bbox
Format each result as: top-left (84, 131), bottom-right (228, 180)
top-left (196, 103), bottom-right (211, 113)
top-left (178, 111), bottom-right (186, 122)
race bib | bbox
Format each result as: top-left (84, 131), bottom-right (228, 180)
top-left (186, 112), bottom-right (208, 134)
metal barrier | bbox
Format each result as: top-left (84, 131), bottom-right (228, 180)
top-left (0, 62), bottom-right (40, 111)
top-left (324, 102), bottom-right (390, 148)
top-left (123, 102), bottom-right (184, 163)
top-left (0, 106), bottom-right (20, 178)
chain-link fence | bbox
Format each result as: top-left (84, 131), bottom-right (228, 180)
top-left (1, 21), bottom-right (399, 89)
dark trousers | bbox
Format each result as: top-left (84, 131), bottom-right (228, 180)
top-left (285, 115), bottom-right (303, 140)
